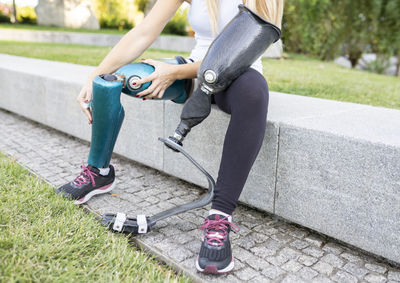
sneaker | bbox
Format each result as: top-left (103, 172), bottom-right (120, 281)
top-left (56, 164), bottom-right (115, 205)
top-left (196, 214), bottom-right (240, 274)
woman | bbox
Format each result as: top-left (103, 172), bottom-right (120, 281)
top-left (57, 0), bottom-right (284, 274)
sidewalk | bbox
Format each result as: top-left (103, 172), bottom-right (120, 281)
top-left (1, 108), bottom-right (399, 283)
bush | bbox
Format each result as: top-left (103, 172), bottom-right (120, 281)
top-left (162, 7), bottom-right (188, 36)
top-left (17, 6), bottom-right (36, 24)
top-left (282, 0), bottom-right (346, 60)
top-left (0, 4), bottom-right (11, 23)
top-left (92, 0), bottom-right (134, 29)
top-left (0, 12), bottom-right (10, 23)
top-left (282, 0), bottom-right (400, 68)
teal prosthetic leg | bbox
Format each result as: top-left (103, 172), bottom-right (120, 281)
top-left (87, 56), bottom-right (193, 168)
top-left (87, 77), bottom-right (125, 168)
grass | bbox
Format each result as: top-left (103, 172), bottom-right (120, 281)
top-left (0, 152), bottom-right (190, 282)
top-left (0, 40), bottom-right (399, 110)
top-left (0, 23), bottom-right (128, 34)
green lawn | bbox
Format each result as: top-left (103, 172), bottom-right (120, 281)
top-left (0, 152), bottom-right (189, 282)
top-left (0, 40), bottom-right (399, 110)
top-left (0, 23), bottom-right (128, 34)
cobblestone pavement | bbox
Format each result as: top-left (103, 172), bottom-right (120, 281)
top-left (1, 108), bottom-right (400, 283)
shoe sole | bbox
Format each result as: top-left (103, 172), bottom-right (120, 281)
top-left (195, 257), bottom-right (234, 274)
top-left (74, 181), bottom-right (116, 205)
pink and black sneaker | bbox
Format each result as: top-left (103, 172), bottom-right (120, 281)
top-left (56, 164), bottom-right (115, 205)
top-left (196, 214), bottom-right (240, 274)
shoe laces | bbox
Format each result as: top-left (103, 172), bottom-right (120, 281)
top-left (200, 215), bottom-right (240, 246)
top-left (73, 163), bottom-right (98, 187)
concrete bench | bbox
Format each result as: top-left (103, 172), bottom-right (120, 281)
top-left (0, 28), bottom-right (283, 58)
top-left (0, 54), bottom-right (399, 264)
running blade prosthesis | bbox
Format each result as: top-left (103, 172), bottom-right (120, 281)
top-left (101, 137), bottom-right (215, 235)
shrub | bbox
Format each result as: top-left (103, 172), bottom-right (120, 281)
top-left (92, 0), bottom-right (134, 29)
top-left (162, 7), bottom-right (188, 36)
top-left (17, 6), bottom-right (36, 24)
top-left (0, 4), bottom-right (11, 23)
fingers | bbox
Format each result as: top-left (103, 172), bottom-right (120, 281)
top-left (141, 58), bottom-right (156, 66)
top-left (77, 88), bottom-right (93, 124)
top-left (157, 89), bottom-right (166, 99)
top-left (134, 73), bottom-right (156, 87)
top-left (81, 105), bottom-right (93, 124)
top-left (137, 82), bottom-right (158, 98)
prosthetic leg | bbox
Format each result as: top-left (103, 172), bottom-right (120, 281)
top-left (101, 138), bottom-right (215, 235)
top-left (87, 56), bottom-right (193, 168)
top-left (168, 5), bottom-right (281, 148)
top-left (85, 57), bottom-right (215, 235)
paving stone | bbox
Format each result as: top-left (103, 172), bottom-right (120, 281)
top-left (303, 246), bottom-right (325, 258)
top-left (312, 261), bottom-right (334, 276)
top-left (298, 266), bottom-right (319, 280)
top-left (246, 257), bottom-right (270, 272)
top-left (388, 270), bottom-right (400, 281)
top-left (290, 239), bottom-right (310, 250)
top-left (365, 263), bottom-right (388, 274)
top-left (266, 253), bottom-right (290, 266)
top-left (320, 253), bottom-right (345, 268)
top-left (261, 265), bottom-right (285, 280)
top-left (281, 259), bottom-right (303, 273)
top-left (331, 270), bottom-right (358, 283)
top-left (340, 252), bottom-right (364, 264)
top-left (305, 235), bottom-right (325, 247)
top-left (298, 254), bottom-right (319, 266)
top-left (342, 262), bottom-right (369, 278)
top-left (235, 267), bottom-right (258, 281)
top-left (311, 275), bottom-right (334, 283)
top-left (251, 275), bottom-right (272, 283)
top-left (322, 242), bottom-right (343, 255)
top-left (289, 229), bottom-right (309, 239)
top-left (364, 273), bottom-right (388, 283)
top-left (271, 233), bottom-right (293, 244)
top-left (281, 274), bottom-right (307, 283)
top-left (250, 245), bottom-right (278, 259)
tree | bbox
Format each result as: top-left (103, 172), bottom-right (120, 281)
top-left (341, 0), bottom-right (380, 67)
top-left (377, 0), bottom-right (400, 75)
top-left (11, 0), bottom-right (17, 23)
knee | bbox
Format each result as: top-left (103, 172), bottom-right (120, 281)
top-left (229, 69), bottom-right (269, 114)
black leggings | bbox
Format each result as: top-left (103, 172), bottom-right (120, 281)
top-left (211, 68), bottom-right (269, 215)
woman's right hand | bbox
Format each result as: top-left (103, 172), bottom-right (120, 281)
top-left (77, 77), bottom-right (94, 124)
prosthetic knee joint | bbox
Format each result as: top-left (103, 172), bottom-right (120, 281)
top-left (87, 56), bottom-right (193, 168)
top-left (168, 5), bottom-right (281, 149)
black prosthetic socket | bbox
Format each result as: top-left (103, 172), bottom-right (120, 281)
top-left (167, 88), bottom-right (212, 150)
top-left (168, 4), bottom-right (281, 149)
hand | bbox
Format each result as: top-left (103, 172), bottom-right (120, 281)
top-left (76, 77), bottom-right (94, 124)
top-left (135, 59), bottom-right (178, 100)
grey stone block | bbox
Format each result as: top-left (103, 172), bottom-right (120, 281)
top-left (275, 125), bottom-right (400, 263)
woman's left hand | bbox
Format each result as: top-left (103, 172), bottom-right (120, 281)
top-left (135, 59), bottom-right (178, 99)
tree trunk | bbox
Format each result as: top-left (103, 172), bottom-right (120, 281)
top-left (11, 0), bottom-right (17, 23)
top-left (348, 50), bottom-right (362, 68)
top-left (396, 52), bottom-right (400, 76)
top-left (144, 0), bottom-right (157, 15)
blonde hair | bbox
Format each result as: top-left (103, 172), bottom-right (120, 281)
top-left (205, 0), bottom-right (284, 35)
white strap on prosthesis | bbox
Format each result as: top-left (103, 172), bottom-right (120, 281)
top-left (113, 212), bottom-right (127, 232)
top-left (137, 214), bottom-right (148, 234)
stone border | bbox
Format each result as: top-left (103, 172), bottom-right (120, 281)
top-left (0, 28), bottom-right (283, 58)
top-left (1, 54), bottom-right (399, 264)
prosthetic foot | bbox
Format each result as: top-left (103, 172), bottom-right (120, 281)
top-left (101, 138), bottom-right (215, 235)
top-left (168, 5), bottom-right (281, 148)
